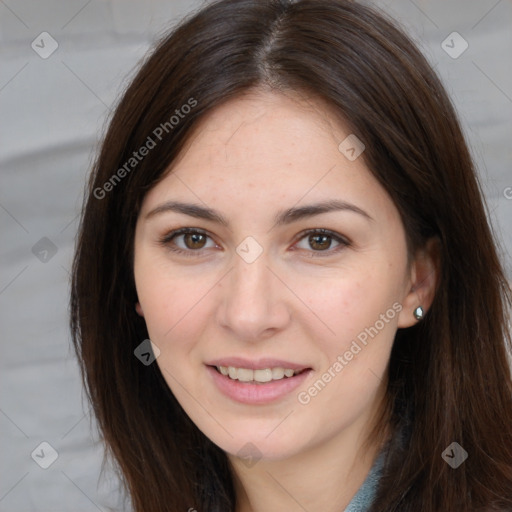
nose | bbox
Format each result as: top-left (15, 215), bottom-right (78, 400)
top-left (216, 251), bottom-right (291, 342)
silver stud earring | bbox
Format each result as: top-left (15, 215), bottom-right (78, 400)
top-left (413, 306), bottom-right (424, 320)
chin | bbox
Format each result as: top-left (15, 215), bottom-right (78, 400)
top-left (210, 427), bottom-right (307, 463)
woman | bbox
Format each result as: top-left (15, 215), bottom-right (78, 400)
top-left (70, 0), bottom-right (512, 510)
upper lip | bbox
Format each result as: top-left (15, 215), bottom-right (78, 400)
top-left (206, 357), bottom-right (311, 371)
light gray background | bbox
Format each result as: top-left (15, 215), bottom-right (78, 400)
top-left (1, 1), bottom-right (511, 511)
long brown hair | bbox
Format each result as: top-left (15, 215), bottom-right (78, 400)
top-left (70, 0), bottom-right (512, 510)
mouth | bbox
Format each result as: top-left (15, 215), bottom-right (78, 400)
top-left (211, 365), bottom-right (310, 384)
top-left (205, 361), bottom-right (313, 404)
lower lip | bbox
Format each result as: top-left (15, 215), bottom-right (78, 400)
top-left (206, 365), bottom-right (312, 405)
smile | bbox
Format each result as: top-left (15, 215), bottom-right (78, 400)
top-left (215, 365), bottom-right (306, 383)
top-left (207, 364), bottom-right (312, 404)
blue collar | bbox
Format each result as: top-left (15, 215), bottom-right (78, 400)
top-left (343, 448), bottom-right (386, 511)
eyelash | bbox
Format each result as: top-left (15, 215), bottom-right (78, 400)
top-left (157, 227), bottom-right (350, 258)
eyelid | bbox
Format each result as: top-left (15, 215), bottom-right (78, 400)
top-left (159, 227), bottom-right (210, 243)
top-left (158, 227), bottom-right (219, 252)
top-left (158, 227), bottom-right (350, 257)
top-left (292, 228), bottom-right (350, 256)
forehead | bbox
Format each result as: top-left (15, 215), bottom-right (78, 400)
top-left (174, 90), bottom-right (345, 175)
top-left (139, 89), bottom-right (391, 222)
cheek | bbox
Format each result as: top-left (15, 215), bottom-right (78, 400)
top-left (292, 262), bottom-right (401, 406)
top-left (294, 274), bottom-right (397, 430)
top-left (134, 257), bottom-right (215, 350)
top-left (297, 265), bottom-right (401, 348)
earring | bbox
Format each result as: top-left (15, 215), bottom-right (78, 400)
top-left (413, 306), bottom-right (424, 320)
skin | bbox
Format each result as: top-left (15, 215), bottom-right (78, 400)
top-left (133, 89), bottom-right (438, 512)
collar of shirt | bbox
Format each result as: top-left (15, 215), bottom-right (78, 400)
top-left (343, 446), bottom-right (386, 512)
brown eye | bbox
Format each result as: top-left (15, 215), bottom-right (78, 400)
top-left (183, 232), bottom-right (207, 249)
top-left (159, 228), bottom-right (217, 256)
top-left (308, 233), bottom-right (332, 251)
top-left (294, 229), bottom-right (349, 256)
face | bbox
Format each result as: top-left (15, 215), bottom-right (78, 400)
top-left (133, 89), bottom-right (417, 462)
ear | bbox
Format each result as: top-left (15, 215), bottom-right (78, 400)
top-left (135, 302), bottom-right (144, 317)
top-left (397, 237), bottom-right (440, 328)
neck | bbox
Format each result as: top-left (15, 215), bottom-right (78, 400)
top-left (228, 407), bottom-right (390, 512)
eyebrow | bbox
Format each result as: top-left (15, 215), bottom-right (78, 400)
top-left (144, 199), bottom-right (373, 226)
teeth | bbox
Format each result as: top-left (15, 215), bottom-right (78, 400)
top-left (237, 368), bottom-right (253, 382)
top-left (254, 369), bottom-right (273, 382)
top-left (217, 366), bottom-right (304, 383)
top-left (271, 367), bottom-right (284, 380)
